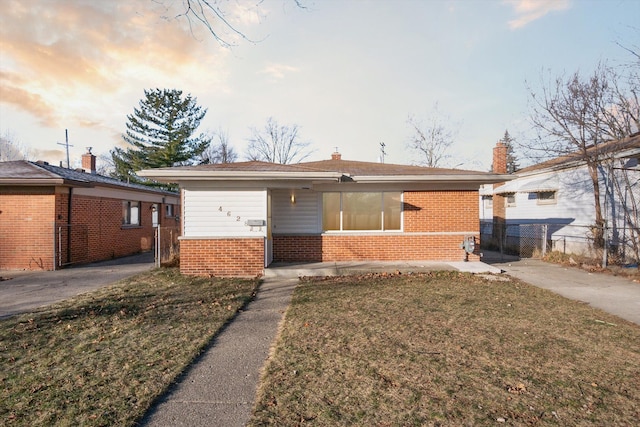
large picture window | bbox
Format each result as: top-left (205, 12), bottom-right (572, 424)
top-left (322, 192), bottom-right (402, 231)
top-left (122, 201), bottom-right (140, 226)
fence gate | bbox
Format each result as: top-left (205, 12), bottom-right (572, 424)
top-left (154, 225), bottom-right (180, 267)
top-left (481, 221), bottom-right (549, 259)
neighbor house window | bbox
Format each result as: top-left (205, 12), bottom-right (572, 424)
top-left (122, 201), bottom-right (140, 226)
top-left (536, 191), bottom-right (557, 205)
top-left (483, 195), bottom-right (493, 209)
top-left (165, 204), bottom-right (174, 217)
top-left (505, 193), bottom-right (516, 207)
top-left (322, 192), bottom-right (402, 231)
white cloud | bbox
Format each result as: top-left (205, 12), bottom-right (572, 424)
top-left (504, 0), bottom-right (572, 30)
top-left (259, 63), bottom-right (300, 80)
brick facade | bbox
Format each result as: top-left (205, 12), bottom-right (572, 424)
top-left (180, 238), bottom-right (264, 277)
top-left (1, 186), bottom-right (166, 270)
top-left (272, 190), bottom-right (480, 264)
top-left (0, 187), bottom-right (57, 270)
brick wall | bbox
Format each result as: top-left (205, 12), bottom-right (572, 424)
top-left (180, 238), bottom-right (264, 277)
top-left (273, 190), bottom-right (480, 263)
top-left (0, 187), bottom-right (56, 270)
top-left (1, 187), bottom-right (159, 270)
top-left (66, 194), bottom-right (155, 263)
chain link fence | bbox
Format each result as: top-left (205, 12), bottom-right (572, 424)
top-left (481, 220), bottom-right (639, 265)
top-left (480, 221), bottom-right (549, 259)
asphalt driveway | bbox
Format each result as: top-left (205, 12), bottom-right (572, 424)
top-left (0, 252), bottom-right (155, 319)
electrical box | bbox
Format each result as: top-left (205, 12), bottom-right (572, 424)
top-left (460, 236), bottom-right (476, 254)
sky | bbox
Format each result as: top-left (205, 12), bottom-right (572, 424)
top-left (0, 0), bottom-right (638, 171)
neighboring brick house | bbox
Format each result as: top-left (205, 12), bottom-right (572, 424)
top-left (0, 150), bottom-right (180, 270)
top-left (140, 152), bottom-right (509, 277)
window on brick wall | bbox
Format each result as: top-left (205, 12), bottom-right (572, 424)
top-left (122, 201), bottom-right (141, 226)
top-left (165, 204), bottom-right (174, 217)
top-left (322, 192), bottom-right (402, 231)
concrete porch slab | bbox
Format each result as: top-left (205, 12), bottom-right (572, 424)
top-left (265, 260), bottom-right (501, 279)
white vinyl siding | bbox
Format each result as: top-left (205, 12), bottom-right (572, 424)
top-left (183, 189), bottom-right (267, 237)
top-left (271, 189), bottom-right (319, 233)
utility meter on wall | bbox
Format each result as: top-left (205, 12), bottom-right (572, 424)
top-left (460, 236), bottom-right (476, 261)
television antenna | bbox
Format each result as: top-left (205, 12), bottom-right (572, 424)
top-left (56, 129), bottom-right (73, 168)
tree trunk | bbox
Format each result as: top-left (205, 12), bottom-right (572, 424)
top-left (587, 161), bottom-right (605, 248)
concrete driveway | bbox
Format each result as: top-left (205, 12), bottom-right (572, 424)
top-left (0, 252), bottom-right (155, 319)
top-left (486, 254), bottom-right (640, 326)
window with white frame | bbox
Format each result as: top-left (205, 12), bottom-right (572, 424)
top-left (165, 204), bottom-right (174, 217)
top-left (122, 201), bottom-right (141, 226)
top-left (536, 191), bottom-right (557, 205)
top-left (483, 195), bottom-right (493, 209)
top-left (322, 192), bottom-right (402, 231)
top-left (505, 193), bottom-right (516, 207)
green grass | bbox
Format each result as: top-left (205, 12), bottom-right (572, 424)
top-left (0, 268), bottom-right (259, 426)
top-left (250, 271), bottom-right (640, 426)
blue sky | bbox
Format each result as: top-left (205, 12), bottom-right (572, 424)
top-left (0, 0), bottom-right (638, 170)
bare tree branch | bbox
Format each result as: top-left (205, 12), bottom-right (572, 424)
top-left (246, 117), bottom-right (314, 164)
top-left (201, 129), bottom-right (238, 163)
top-left (406, 104), bottom-right (459, 168)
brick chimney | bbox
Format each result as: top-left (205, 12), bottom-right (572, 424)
top-left (492, 141), bottom-right (508, 240)
top-left (82, 147), bottom-right (96, 174)
top-left (331, 151), bottom-right (342, 160)
top-left (492, 141), bottom-right (508, 174)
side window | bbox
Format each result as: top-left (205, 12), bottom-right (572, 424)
top-left (505, 193), bottom-right (516, 208)
top-left (536, 191), bottom-right (557, 205)
top-left (165, 204), bottom-right (174, 217)
top-left (122, 201), bottom-right (141, 226)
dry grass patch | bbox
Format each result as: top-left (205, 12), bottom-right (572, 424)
top-left (0, 268), bottom-right (258, 426)
top-left (251, 271), bottom-right (640, 426)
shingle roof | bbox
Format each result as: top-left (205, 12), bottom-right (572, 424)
top-left (0, 160), bottom-right (177, 195)
top-left (152, 158), bottom-right (486, 176)
top-left (299, 159), bottom-right (476, 176)
top-left (518, 132), bottom-right (640, 174)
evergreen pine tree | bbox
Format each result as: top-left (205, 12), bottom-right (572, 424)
top-left (500, 130), bottom-right (519, 174)
top-left (111, 88), bottom-right (211, 189)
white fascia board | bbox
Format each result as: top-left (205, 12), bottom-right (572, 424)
top-left (352, 174), bottom-right (513, 184)
top-left (138, 169), bottom-right (344, 183)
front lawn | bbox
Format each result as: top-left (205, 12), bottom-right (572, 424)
top-left (0, 268), bottom-right (259, 426)
top-left (250, 271), bottom-right (640, 426)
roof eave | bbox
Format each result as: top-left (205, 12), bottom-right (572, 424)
top-left (353, 174), bottom-right (514, 184)
top-left (137, 170), bottom-right (345, 182)
top-left (0, 178), bottom-right (66, 186)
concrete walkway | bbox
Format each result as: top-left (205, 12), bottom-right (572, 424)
top-left (140, 277), bottom-right (299, 426)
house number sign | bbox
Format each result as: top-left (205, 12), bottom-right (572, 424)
top-left (219, 206), bottom-right (241, 221)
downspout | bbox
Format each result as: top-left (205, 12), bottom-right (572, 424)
top-left (67, 187), bottom-right (73, 266)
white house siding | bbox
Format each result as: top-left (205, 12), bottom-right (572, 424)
top-left (493, 163), bottom-right (639, 256)
top-left (271, 189), bottom-right (320, 234)
top-left (182, 188), bottom-right (267, 237)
